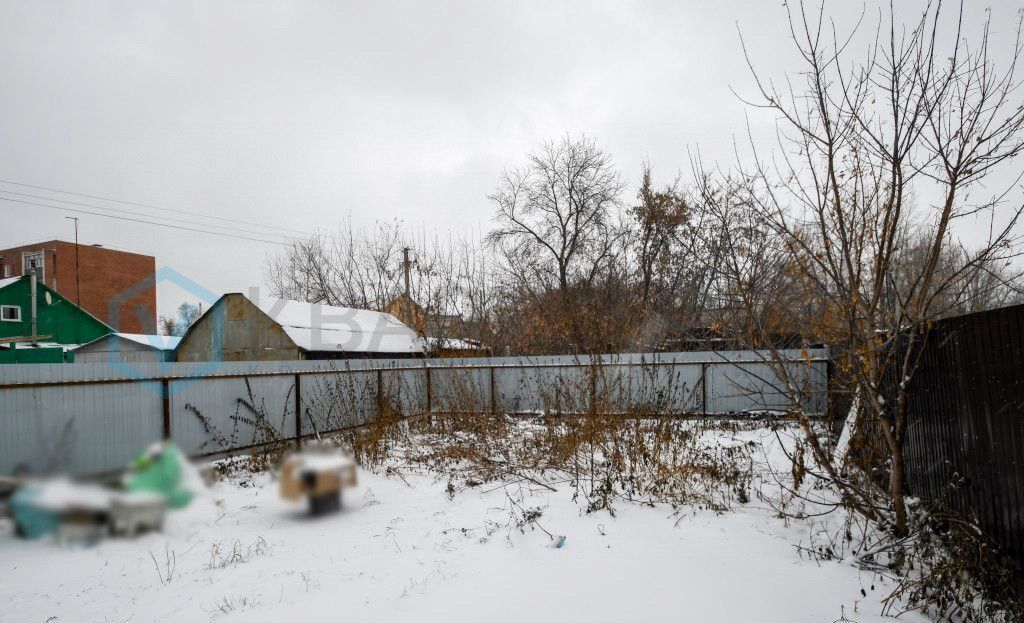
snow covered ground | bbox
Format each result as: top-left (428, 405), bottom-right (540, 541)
top-left (0, 426), bottom-right (929, 623)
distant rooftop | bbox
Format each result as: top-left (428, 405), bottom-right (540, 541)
top-left (87, 333), bottom-right (181, 351)
top-left (0, 239), bottom-right (153, 258)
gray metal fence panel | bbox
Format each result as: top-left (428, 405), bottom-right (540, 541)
top-left (300, 370), bottom-right (378, 436)
top-left (0, 349), bottom-right (829, 383)
top-left (0, 349), bottom-right (829, 476)
top-left (494, 365), bottom-right (546, 413)
top-left (707, 361), bottom-right (776, 414)
top-left (595, 365), bottom-right (628, 412)
top-left (169, 375), bottom-right (295, 457)
top-left (494, 364), bottom-right (592, 414)
top-left (430, 366), bottom-right (491, 413)
top-left (657, 363), bottom-right (705, 414)
top-left (705, 360), bottom-right (827, 414)
top-left (386, 367), bottom-right (427, 416)
top-left (0, 382), bottom-right (162, 476)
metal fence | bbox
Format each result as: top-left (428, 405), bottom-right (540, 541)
top-left (0, 349), bottom-right (828, 477)
top-left (902, 304), bottom-right (1024, 579)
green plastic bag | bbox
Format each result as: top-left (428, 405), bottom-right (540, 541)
top-left (124, 442), bottom-right (194, 509)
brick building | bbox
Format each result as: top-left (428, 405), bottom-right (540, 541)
top-left (0, 240), bottom-right (156, 333)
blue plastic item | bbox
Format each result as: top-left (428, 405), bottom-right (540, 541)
top-left (9, 486), bottom-right (60, 539)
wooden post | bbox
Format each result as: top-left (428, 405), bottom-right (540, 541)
top-left (294, 373), bottom-right (302, 447)
top-left (701, 362), bottom-right (708, 416)
top-left (425, 365), bottom-right (432, 413)
top-left (161, 378), bottom-right (171, 440)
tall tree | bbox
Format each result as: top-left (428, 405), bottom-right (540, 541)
top-left (486, 135), bottom-right (624, 350)
top-left (631, 163), bottom-right (689, 310)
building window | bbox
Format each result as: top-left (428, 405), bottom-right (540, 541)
top-left (22, 250), bottom-right (45, 281)
top-left (0, 305), bottom-right (21, 322)
top-left (2, 264), bottom-right (10, 278)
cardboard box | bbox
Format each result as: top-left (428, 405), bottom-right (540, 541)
top-left (280, 453), bottom-right (357, 502)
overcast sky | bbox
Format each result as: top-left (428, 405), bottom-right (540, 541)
top-left (1, 0), bottom-right (1021, 318)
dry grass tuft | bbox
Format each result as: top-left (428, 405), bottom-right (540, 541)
top-left (334, 409), bottom-right (758, 516)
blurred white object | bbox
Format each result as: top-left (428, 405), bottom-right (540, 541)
top-left (110, 492), bottom-right (167, 537)
top-left (32, 480), bottom-right (114, 548)
top-left (32, 479), bottom-right (113, 513)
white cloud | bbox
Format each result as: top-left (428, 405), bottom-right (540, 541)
top-left (1, 0), bottom-right (1020, 315)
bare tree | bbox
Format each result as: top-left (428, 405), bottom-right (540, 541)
top-left (737, 1), bottom-right (1024, 535)
top-left (159, 302), bottom-right (203, 337)
top-left (265, 219), bottom-right (408, 310)
top-left (158, 315), bottom-right (176, 337)
top-left (486, 135), bottom-right (625, 350)
top-left (265, 219), bottom-right (501, 352)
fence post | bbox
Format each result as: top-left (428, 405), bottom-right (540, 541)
top-left (294, 373), bottom-right (302, 447)
top-left (161, 378), bottom-right (171, 440)
top-left (589, 363), bottom-right (597, 415)
top-left (489, 366), bottom-right (496, 415)
top-left (425, 365), bottom-right (432, 414)
top-left (701, 362), bottom-right (708, 416)
top-left (376, 368), bottom-right (384, 418)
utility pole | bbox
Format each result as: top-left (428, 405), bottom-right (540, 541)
top-left (65, 216), bottom-right (80, 307)
top-left (402, 246), bottom-right (413, 328)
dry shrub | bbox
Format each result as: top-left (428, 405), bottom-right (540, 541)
top-left (211, 445), bottom-right (289, 480)
top-left (774, 424), bottom-right (1024, 623)
top-left (187, 376), bottom-right (296, 477)
top-left (334, 407), bottom-right (756, 516)
top-left (878, 506), bottom-right (1024, 623)
top-left (341, 399), bottom-right (409, 467)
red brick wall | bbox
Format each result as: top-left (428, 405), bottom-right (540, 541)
top-left (0, 240), bottom-right (156, 333)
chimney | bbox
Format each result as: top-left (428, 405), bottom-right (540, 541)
top-left (30, 271), bottom-right (37, 339)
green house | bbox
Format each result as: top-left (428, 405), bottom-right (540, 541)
top-left (0, 275), bottom-right (112, 363)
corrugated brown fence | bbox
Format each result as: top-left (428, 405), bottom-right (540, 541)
top-left (902, 303), bottom-right (1024, 578)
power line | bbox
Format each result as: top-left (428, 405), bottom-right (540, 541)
top-left (0, 178), bottom-right (315, 238)
top-left (0, 189), bottom-right (298, 242)
top-left (0, 196), bottom-right (291, 246)
top-left (0, 178), bottom-right (447, 252)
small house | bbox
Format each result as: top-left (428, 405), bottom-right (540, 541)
top-left (0, 239), bottom-right (157, 333)
top-left (386, 293), bottom-right (487, 357)
top-left (73, 333), bottom-right (181, 364)
top-left (0, 275), bottom-right (112, 363)
top-left (175, 292), bottom-right (425, 362)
